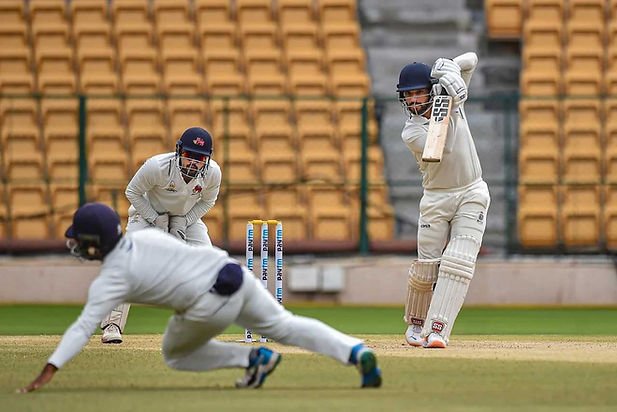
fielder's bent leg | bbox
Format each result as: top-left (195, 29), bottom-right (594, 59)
top-left (185, 220), bottom-right (212, 246)
top-left (236, 269), bottom-right (362, 365)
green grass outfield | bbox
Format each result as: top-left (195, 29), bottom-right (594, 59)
top-left (1, 305), bottom-right (617, 411)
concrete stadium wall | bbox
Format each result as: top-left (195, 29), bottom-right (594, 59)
top-left (1, 255), bottom-right (616, 306)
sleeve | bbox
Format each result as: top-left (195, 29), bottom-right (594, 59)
top-left (186, 165), bottom-right (221, 225)
top-left (47, 266), bottom-right (131, 369)
top-left (401, 120), bottom-right (428, 154)
top-left (125, 157), bottom-right (162, 224)
top-left (453, 52), bottom-right (478, 89)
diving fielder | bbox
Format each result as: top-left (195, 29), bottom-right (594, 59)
top-left (397, 52), bottom-right (490, 348)
top-left (100, 126), bottom-right (222, 344)
top-left (18, 203), bottom-right (382, 392)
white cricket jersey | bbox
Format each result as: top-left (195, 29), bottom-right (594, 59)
top-left (401, 105), bottom-right (483, 190)
top-left (48, 229), bottom-right (236, 368)
top-left (126, 153), bottom-right (221, 224)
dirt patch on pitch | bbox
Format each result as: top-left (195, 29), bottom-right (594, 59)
top-left (4, 335), bottom-right (617, 364)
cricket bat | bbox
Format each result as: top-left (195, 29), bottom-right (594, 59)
top-left (422, 94), bottom-right (453, 162)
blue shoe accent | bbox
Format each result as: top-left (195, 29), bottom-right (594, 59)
top-left (236, 347), bottom-right (282, 389)
top-left (359, 350), bottom-right (382, 388)
top-left (349, 343), bottom-right (364, 365)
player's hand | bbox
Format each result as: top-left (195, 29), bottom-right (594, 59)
top-left (169, 215), bottom-right (187, 242)
top-left (17, 363), bottom-right (57, 394)
top-left (153, 214), bottom-right (169, 232)
top-left (439, 72), bottom-right (467, 105)
top-left (431, 58), bottom-right (461, 79)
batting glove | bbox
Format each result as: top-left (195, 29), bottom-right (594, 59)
top-left (430, 58), bottom-right (461, 79)
top-left (439, 72), bottom-right (467, 106)
top-left (169, 215), bottom-right (187, 242)
top-left (153, 214), bottom-right (169, 232)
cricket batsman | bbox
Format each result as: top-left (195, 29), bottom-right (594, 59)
top-left (18, 203), bottom-right (382, 392)
top-left (100, 126), bottom-right (222, 344)
top-left (397, 52), bottom-right (490, 348)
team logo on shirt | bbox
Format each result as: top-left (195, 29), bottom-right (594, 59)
top-left (164, 181), bottom-right (177, 192)
top-left (193, 137), bottom-right (205, 146)
top-left (192, 185), bottom-right (202, 195)
top-left (477, 211), bottom-right (485, 224)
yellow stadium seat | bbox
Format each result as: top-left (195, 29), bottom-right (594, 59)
top-left (604, 185), bottom-right (617, 249)
top-left (226, 187), bottom-right (266, 241)
top-left (199, 23), bottom-right (237, 52)
top-left (7, 183), bottom-right (51, 239)
top-left (322, 23), bottom-right (361, 52)
top-left (0, 2), bottom-right (27, 27)
top-left (347, 183), bottom-right (394, 241)
top-left (167, 98), bottom-right (209, 140)
top-left (527, 0), bottom-right (563, 23)
top-left (517, 185), bottom-right (559, 248)
top-left (604, 99), bottom-right (617, 183)
top-left (89, 184), bottom-right (130, 224)
top-left (4, 135), bottom-right (44, 182)
top-left (260, 156), bottom-right (300, 183)
top-left (210, 99), bottom-right (251, 142)
top-left (116, 25), bottom-right (155, 58)
top-left (244, 49), bottom-right (287, 95)
top-left (0, 49), bottom-right (34, 93)
top-left (72, 0), bottom-right (109, 29)
top-left (120, 51), bottom-right (161, 95)
top-left (317, 0), bottom-right (357, 26)
top-left (264, 186), bottom-right (308, 240)
top-left (35, 50), bottom-right (76, 94)
top-left (126, 99), bottom-right (167, 168)
top-left (252, 99), bottom-right (294, 138)
top-left (343, 146), bottom-right (385, 184)
top-left (112, 0), bottom-right (150, 30)
top-left (485, 0), bottom-right (522, 39)
top-left (568, 0), bottom-right (606, 25)
top-left (195, 0), bottom-right (233, 26)
top-left (78, 53), bottom-right (118, 94)
top-left (41, 98), bottom-right (79, 182)
top-left (153, 0), bottom-right (191, 29)
top-left (523, 21), bottom-right (563, 54)
top-left (236, 0), bottom-right (274, 27)
top-left (239, 23), bottom-right (279, 50)
top-left (281, 24), bottom-right (321, 57)
top-left (278, 0), bottom-right (315, 25)
top-left (49, 183), bottom-right (79, 238)
top-left (307, 184), bottom-right (353, 240)
top-left (202, 49), bottom-right (245, 95)
top-left (157, 26), bottom-right (197, 53)
top-left (561, 185), bottom-right (601, 247)
top-left (518, 99), bottom-right (560, 183)
top-left (161, 52), bottom-right (203, 95)
top-left (29, 1), bottom-right (66, 29)
top-left (74, 27), bottom-right (114, 58)
top-left (562, 99), bottom-right (602, 183)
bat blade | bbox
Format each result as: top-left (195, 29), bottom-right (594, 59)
top-left (422, 95), bottom-right (453, 163)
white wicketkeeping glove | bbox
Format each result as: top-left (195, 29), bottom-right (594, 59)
top-left (169, 215), bottom-right (187, 242)
top-left (430, 58), bottom-right (461, 79)
top-left (439, 72), bottom-right (468, 106)
top-left (153, 214), bottom-right (169, 232)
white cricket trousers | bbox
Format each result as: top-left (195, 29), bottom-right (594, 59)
top-left (417, 179), bottom-right (490, 259)
top-left (162, 268), bottom-right (362, 371)
top-left (101, 214), bottom-right (213, 331)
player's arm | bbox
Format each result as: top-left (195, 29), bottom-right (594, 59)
top-left (18, 266), bottom-right (130, 393)
top-left (401, 120), bottom-right (429, 154)
top-left (188, 167), bottom-right (221, 223)
top-left (125, 158), bottom-right (164, 225)
top-left (453, 52), bottom-right (478, 88)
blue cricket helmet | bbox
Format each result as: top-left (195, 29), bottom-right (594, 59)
top-left (396, 62), bottom-right (434, 93)
top-left (65, 202), bottom-right (123, 260)
top-left (175, 127), bottom-right (213, 179)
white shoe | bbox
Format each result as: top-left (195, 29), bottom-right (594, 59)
top-left (404, 325), bottom-right (425, 347)
top-left (101, 324), bottom-right (123, 344)
top-left (423, 332), bottom-right (446, 349)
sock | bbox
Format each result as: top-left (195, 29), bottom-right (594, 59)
top-left (348, 343), bottom-right (366, 365)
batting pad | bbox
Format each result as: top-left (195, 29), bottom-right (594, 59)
top-left (423, 235), bottom-right (480, 342)
top-left (101, 303), bottom-right (131, 332)
top-left (404, 259), bottom-right (440, 326)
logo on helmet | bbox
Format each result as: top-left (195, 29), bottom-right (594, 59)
top-left (193, 137), bottom-right (205, 146)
